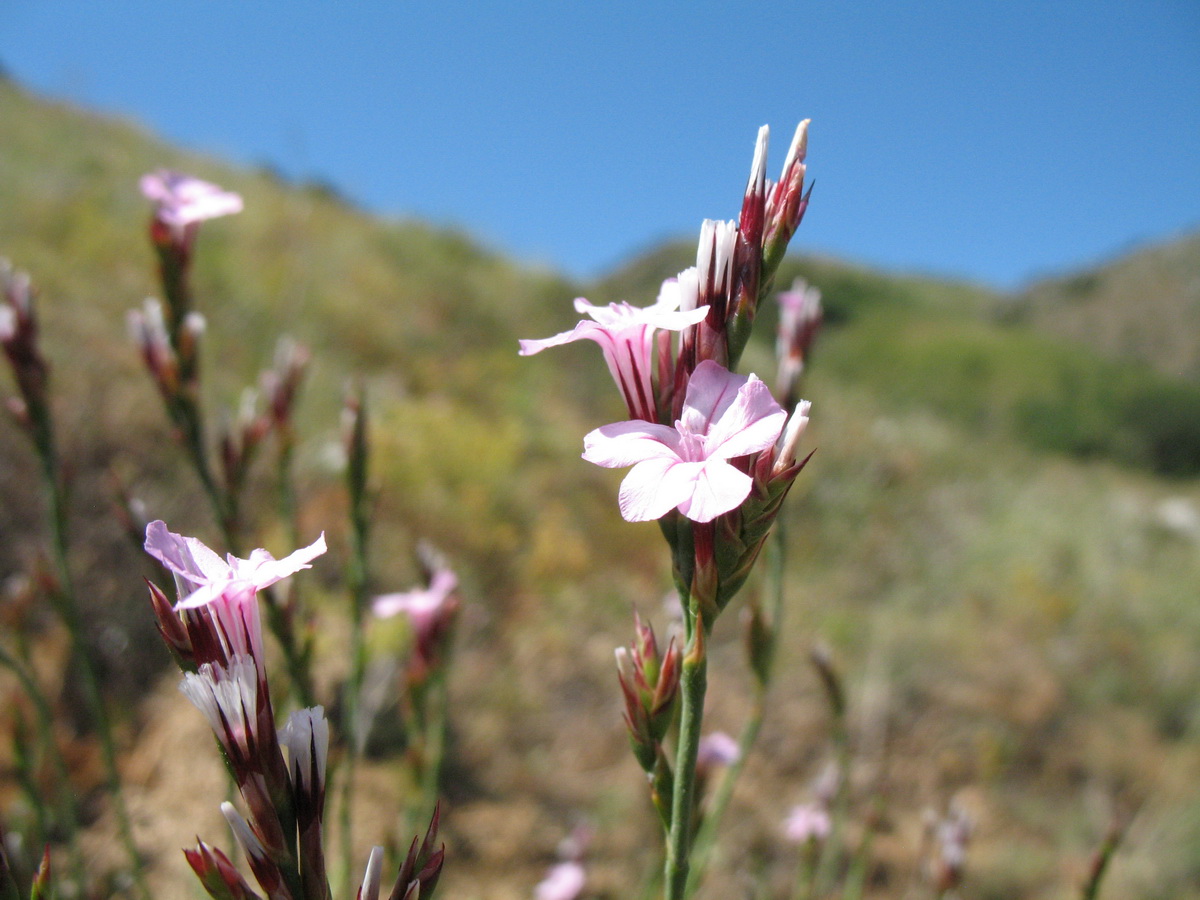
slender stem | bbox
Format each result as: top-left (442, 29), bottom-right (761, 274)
top-left (339, 457), bottom-right (371, 886)
top-left (416, 664), bottom-right (450, 824)
top-left (1081, 817), bottom-right (1126, 900)
top-left (31, 424), bottom-right (150, 900)
top-left (841, 797), bottom-right (879, 900)
top-left (812, 709), bottom-right (851, 897)
top-left (263, 585), bottom-right (316, 707)
top-left (663, 641), bottom-right (707, 900)
top-left (277, 436), bottom-right (301, 548)
top-left (686, 689), bottom-right (764, 893)
top-left (790, 843), bottom-right (819, 900)
top-left (0, 646), bottom-right (86, 888)
top-left (688, 518), bottom-right (790, 894)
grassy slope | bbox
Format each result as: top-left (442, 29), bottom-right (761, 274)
top-left (2, 75), bottom-right (1199, 898)
top-left (1006, 231), bottom-right (1200, 381)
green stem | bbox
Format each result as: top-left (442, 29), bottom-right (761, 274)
top-left (688, 519), bottom-right (790, 894)
top-left (0, 647), bottom-right (86, 888)
top-left (277, 436), bottom-right (301, 548)
top-left (790, 843), bottom-right (819, 900)
top-left (262, 586), bottom-right (316, 708)
top-left (338, 479), bottom-right (371, 887)
top-left (32, 421), bottom-right (149, 900)
top-left (840, 797), bottom-right (878, 900)
top-left (1081, 819), bottom-right (1125, 900)
top-left (419, 666), bottom-right (449, 818)
top-left (812, 712), bottom-right (851, 897)
top-left (686, 690), bottom-right (764, 893)
top-left (663, 640), bottom-right (707, 900)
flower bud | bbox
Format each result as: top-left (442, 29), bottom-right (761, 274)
top-left (390, 804), bottom-right (445, 900)
top-left (616, 614), bottom-right (681, 771)
top-left (183, 840), bottom-right (261, 900)
top-left (742, 598), bottom-right (775, 687)
top-left (28, 845), bottom-right (51, 900)
top-left (358, 847), bottom-right (384, 900)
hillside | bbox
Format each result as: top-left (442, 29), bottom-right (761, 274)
top-left (1003, 230), bottom-right (1200, 381)
top-left (2, 74), bottom-right (1200, 899)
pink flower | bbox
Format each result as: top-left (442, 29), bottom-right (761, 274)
top-left (144, 520), bottom-right (327, 612)
top-left (582, 360), bottom-right (787, 523)
top-left (140, 169), bottom-right (244, 233)
top-left (534, 861), bottom-right (585, 900)
top-left (696, 731), bottom-right (740, 769)
top-left (373, 554), bottom-right (461, 680)
top-left (783, 802), bottom-right (831, 845)
top-left (775, 277), bottom-right (822, 400)
top-left (373, 566), bottom-right (458, 631)
top-left (520, 287), bottom-right (709, 421)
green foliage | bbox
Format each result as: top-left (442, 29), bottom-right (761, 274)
top-left (818, 305), bottom-right (1200, 477)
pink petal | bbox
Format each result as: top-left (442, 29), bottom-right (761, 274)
top-left (140, 170), bottom-right (243, 227)
top-left (428, 568), bottom-right (459, 597)
top-left (679, 360), bottom-right (748, 434)
top-left (372, 592), bottom-right (419, 619)
top-left (518, 319), bottom-right (611, 356)
top-left (144, 520), bottom-right (230, 585)
top-left (521, 298), bottom-right (707, 356)
top-left (617, 458), bottom-right (701, 522)
top-left (535, 862), bottom-right (585, 900)
top-left (697, 731), bottom-right (741, 767)
top-left (703, 375), bottom-right (787, 460)
top-left (230, 533), bottom-right (327, 590)
top-left (583, 420), bottom-right (680, 469)
top-left (676, 460), bottom-right (753, 523)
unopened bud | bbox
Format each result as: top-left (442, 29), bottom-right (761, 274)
top-left (696, 219), bottom-right (737, 323)
top-left (743, 599), bottom-right (775, 686)
top-left (358, 846), bottom-right (384, 900)
top-left (148, 580), bottom-right (193, 664)
top-left (184, 840), bottom-right (259, 900)
top-left (780, 120), bottom-right (809, 186)
top-left (391, 804), bottom-right (445, 900)
top-left (30, 846), bottom-right (51, 900)
top-left (773, 400), bottom-right (812, 476)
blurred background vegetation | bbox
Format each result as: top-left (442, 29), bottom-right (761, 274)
top-left (2, 75), bottom-right (1199, 898)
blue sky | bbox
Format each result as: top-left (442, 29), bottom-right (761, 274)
top-left (2, 1), bottom-right (1198, 289)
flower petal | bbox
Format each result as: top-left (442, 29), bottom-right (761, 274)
top-left (230, 533), bottom-right (327, 590)
top-left (583, 420), bottom-right (681, 469)
top-left (679, 360), bottom-right (749, 434)
top-left (703, 375), bottom-right (787, 460)
top-left (144, 520), bottom-right (230, 585)
top-left (618, 458), bottom-right (702, 522)
top-left (518, 319), bottom-right (613, 356)
top-left (676, 460), bottom-right (753, 522)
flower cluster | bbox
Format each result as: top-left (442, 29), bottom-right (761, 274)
top-left (0, 260), bottom-right (50, 439)
top-left (144, 521), bottom-right (444, 900)
top-left (522, 122), bottom-right (814, 626)
top-left (615, 613), bottom-right (681, 823)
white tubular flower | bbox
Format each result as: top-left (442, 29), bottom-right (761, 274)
top-left (745, 125), bottom-right (769, 204)
top-left (696, 218), bottom-right (737, 304)
top-left (359, 846), bottom-right (384, 900)
top-left (220, 802), bottom-right (267, 862)
top-left (773, 400), bottom-right (812, 476)
top-left (280, 705), bottom-right (330, 797)
top-left (179, 655), bottom-right (259, 759)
